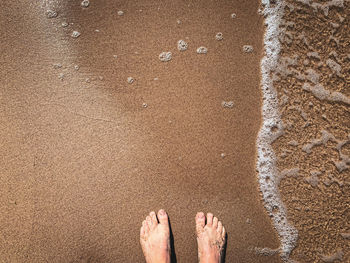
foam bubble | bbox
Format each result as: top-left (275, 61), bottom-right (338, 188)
top-left (159, 52), bottom-right (172, 62)
top-left (221, 101), bottom-right (234, 108)
top-left (177, 40), bottom-right (188, 51)
top-left (53, 63), bottom-right (62, 69)
top-left (215, 32), bottom-right (223, 41)
top-left (71, 31), bottom-right (81, 38)
top-left (127, 77), bottom-right (134, 84)
top-left (61, 22), bottom-right (68, 27)
top-left (46, 10), bottom-right (58, 18)
top-left (118, 10), bottom-right (124, 16)
top-left (196, 47), bottom-right (207, 54)
top-left (243, 45), bottom-right (254, 53)
top-left (81, 0), bottom-right (90, 8)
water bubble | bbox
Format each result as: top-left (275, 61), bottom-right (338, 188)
top-left (71, 31), bottom-right (81, 38)
top-left (215, 32), bottom-right (223, 41)
top-left (74, 65), bottom-right (80, 70)
top-left (231, 13), bottom-right (237, 19)
top-left (196, 46), bottom-right (207, 54)
top-left (95, 29), bottom-right (100, 32)
top-left (127, 77), bottom-right (134, 84)
top-left (118, 10), bottom-right (124, 16)
top-left (221, 101), bottom-right (234, 108)
top-left (81, 0), bottom-right (90, 8)
top-left (46, 10), bottom-right (58, 18)
top-left (159, 52), bottom-right (172, 62)
top-left (142, 103), bottom-right (148, 108)
top-left (177, 40), bottom-right (188, 51)
top-left (53, 63), bottom-right (62, 69)
top-left (177, 19), bottom-right (181, 24)
top-left (61, 22), bottom-right (68, 27)
top-left (113, 55), bottom-right (118, 59)
top-left (58, 73), bottom-right (65, 81)
top-left (154, 77), bottom-right (159, 81)
top-left (221, 153), bottom-right (226, 158)
top-left (243, 45), bottom-right (253, 53)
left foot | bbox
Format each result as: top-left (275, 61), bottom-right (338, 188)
top-left (140, 209), bottom-right (171, 263)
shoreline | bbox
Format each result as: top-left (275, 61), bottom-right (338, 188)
top-left (256, 0), bottom-right (298, 261)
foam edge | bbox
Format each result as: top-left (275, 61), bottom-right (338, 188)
top-left (257, 0), bottom-right (298, 262)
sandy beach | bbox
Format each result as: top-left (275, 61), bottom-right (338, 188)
top-left (0, 0), bottom-right (281, 262)
top-left (1, 0), bottom-right (349, 262)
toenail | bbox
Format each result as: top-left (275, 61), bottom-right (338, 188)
top-left (159, 209), bottom-right (165, 215)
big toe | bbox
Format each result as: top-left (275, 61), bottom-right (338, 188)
top-left (157, 209), bottom-right (169, 227)
top-left (196, 212), bottom-right (205, 235)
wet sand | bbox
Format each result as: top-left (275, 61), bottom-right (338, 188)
top-left (0, 0), bottom-right (281, 262)
top-left (265, 0), bottom-right (350, 262)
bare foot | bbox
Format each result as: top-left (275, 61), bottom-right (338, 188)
top-left (195, 212), bottom-right (226, 263)
top-left (140, 209), bottom-right (171, 263)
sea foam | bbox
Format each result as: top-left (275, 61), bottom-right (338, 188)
top-left (257, 0), bottom-right (298, 261)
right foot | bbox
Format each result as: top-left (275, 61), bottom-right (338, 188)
top-left (195, 212), bottom-right (226, 263)
top-left (140, 209), bottom-right (171, 263)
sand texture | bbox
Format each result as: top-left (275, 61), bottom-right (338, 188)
top-left (0, 0), bottom-right (282, 262)
top-left (265, 0), bottom-right (350, 262)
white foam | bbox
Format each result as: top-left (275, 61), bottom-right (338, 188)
top-left (196, 47), bottom-right (208, 54)
top-left (243, 45), bottom-right (254, 53)
top-left (302, 83), bottom-right (350, 105)
top-left (71, 31), bottom-right (81, 38)
top-left (215, 32), bottom-right (223, 41)
top-left (159, 52), bottom-right (172, 62)
top-left (257, 1), bottom-right (298, 261)
top-left (127, 77), bottom-right (134, 84)
top-left (326, 58), bottom-right (342, 76)
top-left (177, 40), bottom-right (188, 51)
top-left (81, 0), bottom-right (90, 8)
top-left (296, 0), bottom-right (344, 16)
top-left (221, 101), bottom-right (234, 108)
top-left (321, 249), bottom-right (344, 262)
top-left (46, 10), bottom-right (58, 18)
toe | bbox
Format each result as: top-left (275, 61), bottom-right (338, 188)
top-left (195, 212), bottom-right (205, 235)
top-left (206, 213), bottom-right (213, 226)
top-left (213, 217), bottom-right (218, 228)
top-left (157, 209), bottom-right (169, 226)
top-left (222, 226), bottom-right (226, 240)
top-left (146, 216), bottom-right (153, 230)
top-left (140, 225), bottom-right (145, 239)
top-left (150, 211), bottom-right (158, 226)
top-left (142, 220), bottom-right (149, 234)
top-left (217, 221), bottom-right (223, 234)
